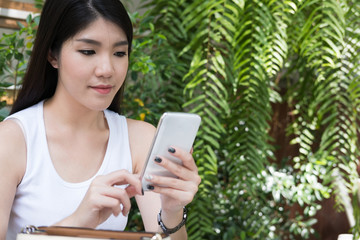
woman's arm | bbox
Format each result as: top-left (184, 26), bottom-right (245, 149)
top-left (128, 118), bottom-right (201, 240)
top-left (141, 147), bottom-right (200, 240)
top-left (127, 119), bottom-right (159, 231)
top-left (0, 120), bottom-right (26, 239)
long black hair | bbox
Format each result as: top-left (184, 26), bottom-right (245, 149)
top-left (10, 0), bottom-right (133, 114)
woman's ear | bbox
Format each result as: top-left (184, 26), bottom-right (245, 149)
top-left (47, 50), bottom-right (59, 68)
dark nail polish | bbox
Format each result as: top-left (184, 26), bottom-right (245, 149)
top-left (168, 147), bottom-right (176, 153)
top-left (141, 188), bottom-right (144, 196)
top-left (147, 185), bottom-right (154, 190)
top-left (155, 157), bottom-right (162, 163)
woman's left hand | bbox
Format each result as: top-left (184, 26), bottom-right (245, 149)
top-left (144, 147), bottom-right (201, 213)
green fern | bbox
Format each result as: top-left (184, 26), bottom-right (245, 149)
top-left (131, 0), bottom-right (360, 238)
top-left (286, 0), bottom-right (360, 236)
top-left (180, 1), bottom-right (232, 238)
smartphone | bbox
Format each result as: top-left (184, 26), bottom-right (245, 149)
top-left (140, 112), bottom-right (201, 191)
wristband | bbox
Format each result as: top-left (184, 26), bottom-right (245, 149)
top-left (157, 207), bottom-right (187, 235)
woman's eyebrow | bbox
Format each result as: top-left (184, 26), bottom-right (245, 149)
top-left (75, 38), bottom-right (128, 47)
top-left (114, 40), bottom-right (129, 47)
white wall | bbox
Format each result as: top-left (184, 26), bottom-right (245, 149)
top-left (0, 0), bottom-right (147, 37)
top-left (0, 0), bottom-right (36, 35)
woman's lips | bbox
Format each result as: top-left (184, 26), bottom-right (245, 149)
top-left (91, 85), bottom-right (113, 94)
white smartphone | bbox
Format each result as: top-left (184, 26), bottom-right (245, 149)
top-left (140, 112), bottom-right (201, 191)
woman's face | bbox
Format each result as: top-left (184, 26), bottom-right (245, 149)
top-left (49, 17), bottom-right (129, 111)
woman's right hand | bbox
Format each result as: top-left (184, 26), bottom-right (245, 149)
top-left (56, 170), bottom-right (142, 228)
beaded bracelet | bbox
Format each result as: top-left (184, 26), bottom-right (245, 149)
top-left (157, 207), bottom-right (187, 235)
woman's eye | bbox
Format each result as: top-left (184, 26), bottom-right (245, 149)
top-left (114, 51), bottom-right (127, 57)
top-left (79, 50), bottom-right (95, 55)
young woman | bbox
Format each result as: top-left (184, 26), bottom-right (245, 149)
top-left (0, 1), bottom-right (201, 239)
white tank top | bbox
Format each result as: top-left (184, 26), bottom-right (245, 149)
top-left (5, 101), bottom-right (132, 240)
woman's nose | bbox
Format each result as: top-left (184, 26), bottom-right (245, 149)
top-left (95, 55), bottom-right (114, 78)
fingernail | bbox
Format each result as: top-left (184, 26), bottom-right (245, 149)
top-left (155, 157), bottom-right (162, 163)
top-left (145, 174), bottom-right (153, 180)
top-left (147, 185), bottom-right (154, 190)
top-left (141, 188), bottom-right (144, 196)
top-left (168, 147), bottom-right (176, 153)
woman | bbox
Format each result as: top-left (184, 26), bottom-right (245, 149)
top-left (0, 0), bottom-right (201, 239)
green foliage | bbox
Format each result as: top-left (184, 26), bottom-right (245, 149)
top-left (0, 93), bottom-right (6, 121)
top-left (0, 14), bottom-right (39, 119)
top-left (132, 0), bottom-right (360, 239)
top-left (0, 14), bottom-right (39, 84)
top-left (286, 0), bottom-right (360, 237)
top-left (123, 9), bottom-right (189, 124)
top-left (34, 0), bottom-right (45, 10)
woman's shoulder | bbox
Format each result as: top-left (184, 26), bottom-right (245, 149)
top-left (126, 118), bottom-right (156, 147)
top-left (0, 119), bottom-right (26, 155)
top-left (126, 118), bottom-right (155, 133)
top-left (126, 118), bottom-right (156, 174)
top-left (105, 110), bottom-right (155, 134)
top-left (0, 119), bottom-right (25, 143)
top-left (0, 119), bottom-right (26, 183)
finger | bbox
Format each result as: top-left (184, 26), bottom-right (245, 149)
top-left (102, 186), bottom-right (132, 216)
top-left (106, 170), bottom-right (138, 186)
top-left (106, 200), bottom-right (122, 217)
top-left (154, 155), bottom-right (200, 183)
top-left (148, 184), bottom-right (195, 204)
top-left (99, 170), bottom-right (142, 195)
top-left (90, 193), bottom-right (122, 217)
top-left (125, 185), bottom-right (141, 198)
top-left (168, 146), bottom-right (198, 171)
top-left (145, 174), bottom-right (198, 193)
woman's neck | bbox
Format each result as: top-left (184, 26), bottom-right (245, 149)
top-left (43, 96), bottom-right (107, 132)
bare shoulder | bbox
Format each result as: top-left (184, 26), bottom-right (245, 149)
top-left (126, 118), bottom-right (156, 136)
top-left (0, 119), bottom-right (26, 234)
top-left (0, 119), bottom-right (26, 184)
top-left (126, 118), bottom-right (156, 174)
top-left (0, 119), bottom-right (26, 149)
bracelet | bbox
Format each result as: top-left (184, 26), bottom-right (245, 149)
top-left (157, 207), bottom-right (187, 235)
